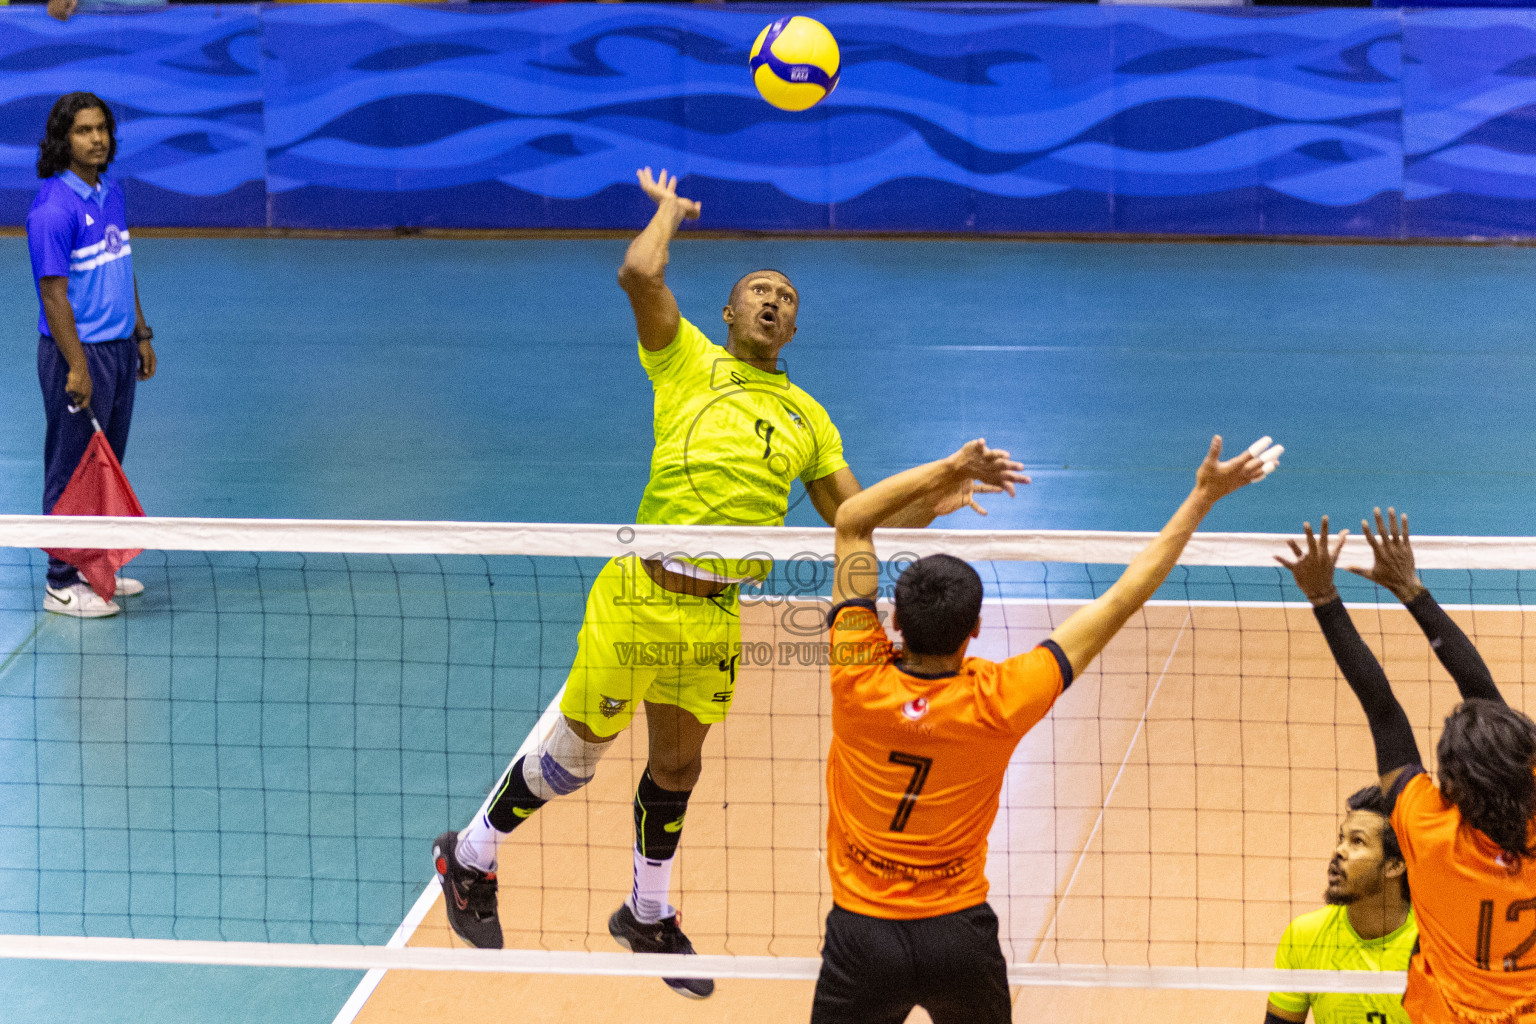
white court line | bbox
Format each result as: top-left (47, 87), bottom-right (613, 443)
top-left (329, 690), bottom-right (569, 1024)
top-left (0, 934), bottom-right (1406, 993)
top-left (1030, 611), bottom-right (1192, 961)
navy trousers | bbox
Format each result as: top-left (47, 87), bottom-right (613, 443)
top-left (38, 334), bottom-right (138, 588)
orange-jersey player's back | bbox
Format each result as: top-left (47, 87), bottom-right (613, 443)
top-left (825, 598), bottom-right (1070, 920)
top-left (1394, 770), bottom-right (1536, 1023)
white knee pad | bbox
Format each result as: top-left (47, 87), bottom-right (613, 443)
top-left (523, 717), bottom-right (614, 799)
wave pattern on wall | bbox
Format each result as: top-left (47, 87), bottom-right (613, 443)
top-left (260, 3), bottom-right (1406, 234)
top-left (0, 4), bottom-right (1531, 237)
top-left (0, 6), bottom-right (263, 226)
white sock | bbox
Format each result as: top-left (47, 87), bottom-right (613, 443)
top-left (456, 813), bottom-right (503, 873)
top-left (625, 846), bottom-right (676, 924)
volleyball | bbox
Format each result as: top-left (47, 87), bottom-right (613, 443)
top-left (749, 16), bottom-right (840, 112)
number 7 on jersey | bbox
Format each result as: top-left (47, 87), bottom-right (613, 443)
top-left (888, 751), bottom-right (933, 832)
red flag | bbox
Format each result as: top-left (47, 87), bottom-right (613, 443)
top-left (43, 430), bottom-right (145, 601)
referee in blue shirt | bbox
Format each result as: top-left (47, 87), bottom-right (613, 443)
top-left (27, 93), bottom-right (156, 618)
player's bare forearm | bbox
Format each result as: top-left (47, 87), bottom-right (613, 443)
top-left (40, 279), bottom-right (85, 364)
top-left (133, 276), bottom-right (156, 380)
top-left (39, 276), bottom-right (93, 408)
top-left (132, 276), bottom-right (151, 339)
top-left (1050, 487), bottom-right (1216, 675)
top-left (879, 493), bottom-right (944, 529)
top-left (1050, 436), bottom-right (1277, 677)
top-left (617, 201), bottom-right (686, 352)
top-left (619, 168), bottom-right (700, 352)
top-left (836, 458), bottom-right (959, 542)
top-left (831, 442), bottom-right (1024, 605)
top-left (831, 459), bottom-right (953, 605)
top-left (619, 200), bottom-right (684, 289)
top-left (811, 468), bottom-right (938, 529)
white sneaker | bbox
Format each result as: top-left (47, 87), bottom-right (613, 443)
top-left (115, 577), bottom-right (144, 597)
top-left (43, 582), bottom-right (121, 618)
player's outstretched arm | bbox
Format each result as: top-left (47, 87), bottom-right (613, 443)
top-left (1049, 436), bottom-right (1278, 679)
top-left (1347, 507), bottom-right (1503, 705)
top-left (617, 167), bottom-right (701, 353)
top-left (831, 440), bottom-right (1025, 605)
top-left (1277, 516), bottom-right (1422, 791)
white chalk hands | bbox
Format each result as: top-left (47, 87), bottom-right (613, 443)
top-left (935, 439), bottom-right (1030, 518)
top-left (636, 167), bottom-right (701, 220)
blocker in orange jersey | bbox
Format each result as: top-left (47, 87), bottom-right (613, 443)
top-left (1393, 770), bottom-right (1536, 1024)
top-left (824, 598), bottom-right (1068, 920)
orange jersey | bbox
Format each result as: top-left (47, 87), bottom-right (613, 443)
top-left (1394, 770), bottom-right (1536, 1023)
top-left (825, 599), bottom-right (1069, 920)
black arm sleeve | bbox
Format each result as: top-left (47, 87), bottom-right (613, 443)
top-left (1264, 1013), bottom-right (1299, 1024)
top-left (1313, 599), bottom-right (1422, 775)
top-left (1404, 589), bottom-right (1504, 705)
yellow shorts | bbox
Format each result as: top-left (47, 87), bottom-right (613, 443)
top-left (559, 556), bottom-right (742, 738)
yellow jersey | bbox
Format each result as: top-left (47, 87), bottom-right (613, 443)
top-left (1269, 903), bottom-right (1416, 1024)
top-left (636, 317), bottom-right (846, 537)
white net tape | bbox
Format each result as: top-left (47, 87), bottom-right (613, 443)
top-left (0, 515), bottom-right (1488, 998)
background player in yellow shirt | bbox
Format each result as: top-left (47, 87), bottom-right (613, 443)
top-left (820, 434), bottom-right (1279, 1023)
top-left (1266, 784), bottom-right (1416, 1024)
top-left (433, 168), bottom-right (962, 996)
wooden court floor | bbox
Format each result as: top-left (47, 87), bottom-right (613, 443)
top-left (352, 599), bottom-right (1534, 1023)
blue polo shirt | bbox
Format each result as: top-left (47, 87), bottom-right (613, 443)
top-left (27, 170), bottom-right (135, 343)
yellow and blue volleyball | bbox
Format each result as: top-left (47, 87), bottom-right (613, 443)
top-left (749, 16), bottom-right (840, 112)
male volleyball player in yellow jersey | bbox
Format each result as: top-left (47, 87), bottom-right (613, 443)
top-left (818, 434), bottom-right (1280, 1023)
top-left (433, 167), bottom-right (960, 995)
top-left (1265, 784), bottom-right (1416, 1024)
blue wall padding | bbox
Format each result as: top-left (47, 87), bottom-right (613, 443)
top-left (2, 2), bottom-right (1536, 238)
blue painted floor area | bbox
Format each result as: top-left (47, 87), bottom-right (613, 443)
top-left (1, 236), bottom-right (1535, 1023)
top-left (3, 237), bottom-right (1536, 533)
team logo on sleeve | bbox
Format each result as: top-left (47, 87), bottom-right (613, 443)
top-left (598, 696), bottom-right (630, 719)
top-left (901, 697), bottom-right (929, 721)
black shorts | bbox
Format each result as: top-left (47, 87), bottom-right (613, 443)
top-left (810, 902), bottom-right (1011, 1024)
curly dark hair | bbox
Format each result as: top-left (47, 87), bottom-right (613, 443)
top-left (36, 92), bottom-right (116, 180)
top-left (1438, 699), bottom-right (1536, 869)
top-left (1346, 784), bottom-right (1409, 901)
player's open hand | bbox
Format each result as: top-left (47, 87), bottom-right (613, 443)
top-left (637, 167), bottom-right (701, 220)
top-left (1347, 507), bottom-right (1424, 604)
top-left (1275, 516), bottom-right (1345, 606)
top-left (1194, 435), bottom-right (1282, 504)
top-left (935, 439), bottom-right (1029, 517)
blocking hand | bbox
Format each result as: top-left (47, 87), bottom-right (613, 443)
top-left (1347, 507), bottom-right (1424, 603)
top-left (1275, 516), bottom-right (1346, 606)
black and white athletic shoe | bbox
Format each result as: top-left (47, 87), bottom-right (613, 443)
top-left (432, 830), bottom-right (502, 949)
top-left (608, 903), bottom-right (714, 999)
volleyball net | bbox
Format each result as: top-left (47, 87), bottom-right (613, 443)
top-left (2, 515), bottom-right (1530, 995)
